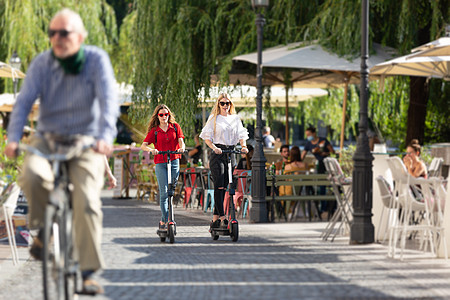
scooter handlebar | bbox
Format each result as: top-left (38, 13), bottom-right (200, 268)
top-left (156, 150), bottom-right (187, 155)
top-left (221, 149), bottom-right (243, 154)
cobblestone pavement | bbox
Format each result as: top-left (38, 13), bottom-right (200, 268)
top-left (1, 190), bottom-right (450, 299)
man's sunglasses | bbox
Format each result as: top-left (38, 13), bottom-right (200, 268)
top-left (219, 101), bottom-right (231, 107)
top-left (48, 29), bottom-right (73, 38)
top-left (158, 113), bottom-right (169, 117)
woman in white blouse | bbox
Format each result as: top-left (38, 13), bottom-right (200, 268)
top-left (199, 93), bottom-right (249, 229)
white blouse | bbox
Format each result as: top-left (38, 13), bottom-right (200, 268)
top-left (199, 114), bottom-right (249, 146)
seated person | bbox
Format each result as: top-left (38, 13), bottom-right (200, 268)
top-left (279, 146), bottom-right (307, 196)
top-left (262, 126), bottom-right (275, 148)
top-left (237, 144), bottom-right (254, 170)
top-left (275, 144), bottom-right (290, 172)
top-left (403, 139), bottom-right (427, 178)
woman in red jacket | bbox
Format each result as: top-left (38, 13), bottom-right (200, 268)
top-left (141, 104), bottom-right (185, 229)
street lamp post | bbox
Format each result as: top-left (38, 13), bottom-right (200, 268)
top-left (9, 51), bottom-right (21, 99)
top-left (350, 0), bottom-right (374, 244)
top-left (250, 0), bottom-right (269, 223)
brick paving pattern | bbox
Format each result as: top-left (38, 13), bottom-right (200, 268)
top-left (1, 190), bottom-right (450, 299)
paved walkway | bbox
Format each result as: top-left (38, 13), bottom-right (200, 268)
top-left (1, 190), bottom-right (450, 299)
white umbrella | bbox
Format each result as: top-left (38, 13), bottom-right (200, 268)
top-left (232, 42), bottom-right (396, 149)
top-left (199, 86), bottom-right (328, 108)
top-left (0, 62), bottom-right (25, 79)
top-left (409, 37), bottom-right (450, 57)
top-left (370, 52), bottom-right (450, 81)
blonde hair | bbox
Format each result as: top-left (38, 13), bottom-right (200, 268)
top-left (147, 104), bottom-right (176, 132)
top-left (208, 92), bottom-right (236, 135)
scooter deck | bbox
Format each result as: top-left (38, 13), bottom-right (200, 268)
top-left (211, 227), bottom-right (231, 236)
top-left (157, 229), bottom-right (168, 237)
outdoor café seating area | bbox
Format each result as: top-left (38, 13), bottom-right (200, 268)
top-left (109, 143), bottom-right (450, 260)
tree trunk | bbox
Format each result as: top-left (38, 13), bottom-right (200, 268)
top-left (405, 76), bottom-right (429, 147)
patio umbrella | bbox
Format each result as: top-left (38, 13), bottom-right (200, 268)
top-left (199, 86), bottom-right (328, 108)
top-left (0, 62), bottom-right (25, 79)
top-left (370, 52), bottom-right (450, 80)
top-left (409, 36), bottom-right (450, 57)
top-left (231, 42), bottom-right (396, 150)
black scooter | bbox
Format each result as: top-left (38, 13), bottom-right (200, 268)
top-left (209, 149), bottom-right (242, 242)
top-left (155, 150), bottom-right (181, 243)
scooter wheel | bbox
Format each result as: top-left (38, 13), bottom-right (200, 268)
top-left (211, 231), bottom-right (219, 240)
top-left (231, 223), bottom-right (239, 242)
top-left (168, 224), bottom-right (175, 244)
top-left (160, 236), bottom-right (166, 242)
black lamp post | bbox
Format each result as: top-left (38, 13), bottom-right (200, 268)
top-left (350, 0), bottom-right (374, 244)
top-left (9, 51), bottom-right (21, 99)
top-left (250, 0), bottom-right (269, 223)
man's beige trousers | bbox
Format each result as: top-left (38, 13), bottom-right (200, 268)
top-left (18, 136), bottom-right (105, 271)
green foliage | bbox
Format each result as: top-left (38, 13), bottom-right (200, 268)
top-left (0, 0), bottom-right (118, 94)
top-left (339, 144), bottom-right (356, 177)
top-left (0, 128), bottom-right (24, 182)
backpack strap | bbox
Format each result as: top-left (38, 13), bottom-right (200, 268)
top-left (154, 124), bottom-right (178, 145)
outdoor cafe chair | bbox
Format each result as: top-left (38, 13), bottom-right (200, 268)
top-left (223, 169), bottom-right (251, 218)
top-left (182, 167), bottom-right (204, 209)
top-left (428, 157), bottom-right (444, 178)
top-left (203, 170), bottom-right (215, 213)
top-left (386, 157), bottom-right (435, 260)
top-left (242, 171), bottom-right (252, 219)
top-left (321, 157), bottom-right (353, 242)
top-left (0, 182), bottom-right (21, 265)
top-left (420, 177), bottom-right (448, 260)
top-left (375, 176), bottom-right (399, 243)
top-left (135, 164), bottom-right (158, 202)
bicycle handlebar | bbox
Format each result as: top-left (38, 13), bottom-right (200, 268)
top-left (18, 143), bottom-right (94, 162)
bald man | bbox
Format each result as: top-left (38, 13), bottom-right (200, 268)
top-left (5, 8), bottom-right (119, 295)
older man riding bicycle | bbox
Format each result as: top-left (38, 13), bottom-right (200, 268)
top-left (5, 8), bottom-right (119, 295)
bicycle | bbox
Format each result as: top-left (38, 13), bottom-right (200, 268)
top-left (20, 139), bottom-right (93, 300)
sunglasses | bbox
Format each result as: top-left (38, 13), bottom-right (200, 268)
top-left (158, 113), bottom-right (169, 117)
top-left (219, 101), bottom-right (231, 107)
top-left (48, 29), bottom-right (73, 38)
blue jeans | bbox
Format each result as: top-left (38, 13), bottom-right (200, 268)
top-left (155, 159), bottom-right (180, 223)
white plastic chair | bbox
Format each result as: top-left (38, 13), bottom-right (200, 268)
top-left (375, 176), bottom-right (398, 243)
top-left (386, 157), bottom-right (434, 260)
top-left (0, 183), bottom-right (21, 265)
top-left (428, 157), bottom-right (444, 178)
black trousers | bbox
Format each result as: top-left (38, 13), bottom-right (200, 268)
top-left (209, 144), bottom-right (235, 216)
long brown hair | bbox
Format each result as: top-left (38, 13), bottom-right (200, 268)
top-left (289, 146), bottom-right (302, 162)
top-left (207, 92), bottom-right (236, 135)
top-left (147, 104), bottom-right (176, 132)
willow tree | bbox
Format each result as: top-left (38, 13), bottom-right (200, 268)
top-left (0, 0), bottom-right (117, 93)
top-left (131, 0), bottom-right (322, 133)
top-left (301, 0), bottom-right (450, 146)
top-left (131, 0), bottom-right (448, 145)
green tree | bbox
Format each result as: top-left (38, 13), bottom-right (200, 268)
top-left (0, 0), bottom-right (118, 94)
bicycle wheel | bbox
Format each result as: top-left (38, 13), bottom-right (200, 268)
top-left (63, 205), bottom-right (77, 300)
top-left (43, 204), bottom-right (64, 300)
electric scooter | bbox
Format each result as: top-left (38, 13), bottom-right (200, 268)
top-left (209, 148), bottom-right (242, 242)
top-left (155, 150), bottom-right (181, 243)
